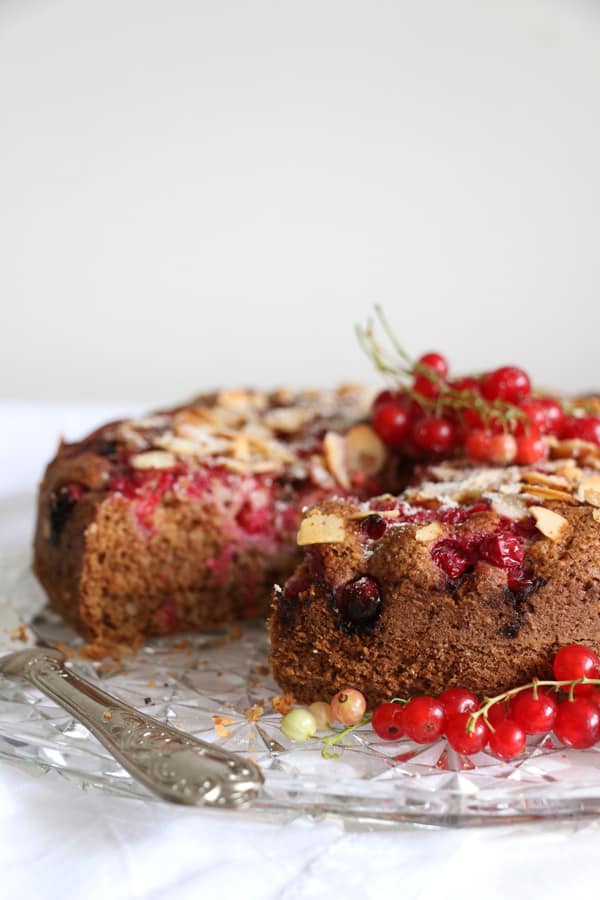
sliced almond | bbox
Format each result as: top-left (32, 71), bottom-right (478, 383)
top-left (520, 484), bottom-right (578, 505)
top-left (583, 488), bottom-right (600, 508)
top-left (297, 512), bottom-right (346, 545)
top-left (593, 509), bottom-right (600, 523)
top-left (488, 492), bottom-right (529, 520)
top-left (263, 406), bottom-right (311, 434)
top-left (521, 471), bottom-right (570, 489)
top-left (130, 450), bottom-right (176, 470)
top-left (530, 506), bottom-right (570, 541)
top-left (345, 424), bottom-right (387, 477)
top-left (582, 474), bottom-right (600, 492)
top-left (415, 521), bottom-right (444, 543)
top-left (323, 431), bottom-right (351, 490)
top-left (549, 438), bottom-right (600, 461)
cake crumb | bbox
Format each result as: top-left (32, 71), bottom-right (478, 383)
top-left (270, 693), bottom-right (295, 715)
top-left (229, 624), bottom-right (243, 641)
top-left (9, 624), bottom-right (28, 643)
top-left (170, 638), bottom-right (190, 650)
top-left (103, 710), bottom-right (112, 720)
top-left (244, 701), bottom-right (265, 723)
top-left (212, 714), bottom-right (236, 737)
top-left (257, 664), bottom-right (270, 676)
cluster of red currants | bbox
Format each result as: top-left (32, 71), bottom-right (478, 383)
top-left (371, 644), bottom-right (600, 761)
top-left (371, 352), bottom-right (600, 465)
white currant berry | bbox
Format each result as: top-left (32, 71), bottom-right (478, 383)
top-left (330, 688), bottom-right (367, 726)
top-left (308, 701), bottom-right (334, 730)
top-left (280, 708), bottom-right (317, 742)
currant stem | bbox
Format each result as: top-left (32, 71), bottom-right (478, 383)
top-left (357, 309), bottom-right (528, 430)
top-left (320, 715), bottom-right (372, 760)
top-left (467, 677), bottom-right (600, 734)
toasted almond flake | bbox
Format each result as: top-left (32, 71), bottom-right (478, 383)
top-left (549, 438), bottom-right (600, 461)
top-left (488, 492), bottom-right (529, 520)
top-left (297, 512), bottom-right (346, 545)
top-left (593, 509), bottom-right (600, 523)
top-left (582, 474), bottom-right (600, 491)
top-left (415, 521), bottom-right (444, 542)
top-left (153, 434), bottom-right (202, 456)
top-left (345, 424), bottom-right (387, 476)
top-left (522, 471), bottom-right (570, 489)
top-left (130, 450), bottom-right (177, 470)
top-left (263, 406), bottom-right (312, 434)
top-left (323, 431), bottom-right (351, 490)
top-left (530, 506), bottom-right (570, 541)
top-left (584, 488), bottom-right (600, 508)
top-left (520, 484), bottom-right (578, 505)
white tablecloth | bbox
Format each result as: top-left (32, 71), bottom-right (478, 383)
top-left (3, 403), bottom-right (600, 900)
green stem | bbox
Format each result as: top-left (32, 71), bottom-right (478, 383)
top-left (320, 715), bottom-right (372, 760)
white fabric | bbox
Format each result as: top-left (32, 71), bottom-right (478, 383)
top-left (3, 404), bottom-right (600, 898)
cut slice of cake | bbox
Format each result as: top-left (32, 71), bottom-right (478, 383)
top-left (34, 386), bottom-right (388, 651)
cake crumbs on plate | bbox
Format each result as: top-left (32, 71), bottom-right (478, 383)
top-left (170, 638), bottom-right (190, 650)
top-left (270, 692), bottom-right (295, 715)
top-left (9, 624), bottom-right (29, 643)
top-left (244, 701), bottom-right (265, 723)
top-left (212, 714), bottom-right (236, 737)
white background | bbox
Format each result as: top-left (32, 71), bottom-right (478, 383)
top-left (2, 0), bottom-right (600, 405)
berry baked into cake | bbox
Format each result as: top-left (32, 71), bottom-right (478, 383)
top-left (34, 386), bottom-right (386, 651)
top-left (270, 314), bottom-right (600, 704)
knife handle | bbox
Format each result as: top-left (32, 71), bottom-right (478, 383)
top-left (3, 648), bottom-right (263, 808)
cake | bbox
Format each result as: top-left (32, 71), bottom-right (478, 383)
top-left (269, 456), bottom-right (600, 706)
top-left (34, 311), bottom-right (600, 709)
top-left (34, 386), bottom-right (387, 650)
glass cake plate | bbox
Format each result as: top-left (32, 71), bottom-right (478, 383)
top-left (4, 552), bottom-right (600, 828)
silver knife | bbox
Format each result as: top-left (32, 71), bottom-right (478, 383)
top-left (0, 646), bottom-right (264, 808)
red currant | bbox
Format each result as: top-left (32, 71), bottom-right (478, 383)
top-left (488, 719), bottom-right (526, 760)
top-left (439, 687), bottom-right (480, 718)
top-left (360, 514), bottom-right (387, 541)
top-left (481, 367), bottom-right (531, 404)
top-left (465, 429), bottom-right (493, 462)
top-left (519, 397), bottom-right (565, 436)
top-left (412, 353), bottom-right (448, 400)
top-left (486, 700), bottom-right (510, 727)
top-left (450, 376), bottom-right (480, 395)
top-left (371, 702), bottom-right (406, 741)
top-left (430, 540), bottom-right (471, 579)
top-left (411, 416), bottom-right (455, 454)
top-left (514, 426), bottom-right (546, 465)
top-left (553, 644), bottom-right (600, 697)
top-left (588, 687), bottom-right (600, 707)
top-left (554, 698), bottom-right (600, 749)
top-left (445, 713), bottom-right (490, 755)
top-left (560, 415), bottom-right (600, 446)
top-left (479, 532), bottom-right (524, 570)
top-left (373, 389), bottom-right (397, 410)
top-left (511, 688), bottom-right (558, 735)
top-left (372, 400), bottom-right (410, 447)
top-left (417, 352), bottom-right (449, 379)
top-left (403, 696), bottom-right (446, 744)
top-left (487, 433), bottom-right (517, 465)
